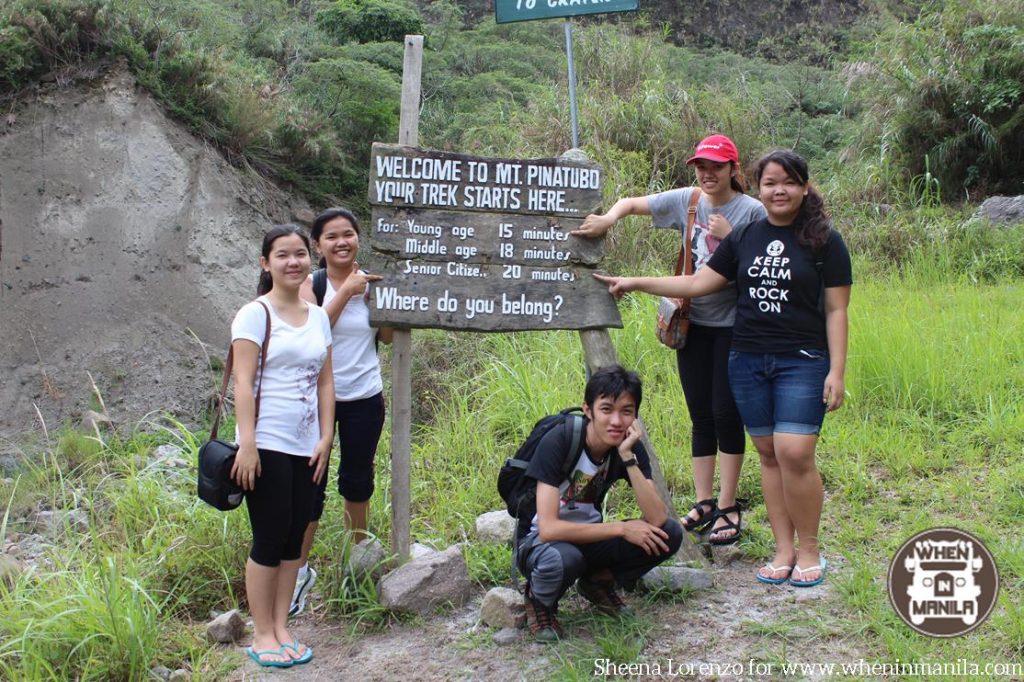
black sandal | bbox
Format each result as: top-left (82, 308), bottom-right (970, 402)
top-left (708, 503), bottom-right (742, 545)
top-left (681, 498), bottom-right (717, 533)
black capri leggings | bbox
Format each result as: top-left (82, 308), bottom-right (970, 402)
top-left (245, 449), bottom-right (318, 567)
top-left (311, 392), bottom-right (386, 521)
top-left (675, 323), bottom-right (745, 457)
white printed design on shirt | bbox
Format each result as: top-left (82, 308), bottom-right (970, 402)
top-left (296, 361), bottom-right (321, 440)
top-left (746, 240), bottom-right (791, 314)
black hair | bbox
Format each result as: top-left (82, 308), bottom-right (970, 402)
top-left (584, 365), bottom-right (643, 413)
top-left (257, 224), bottom-right (312, 295)
top-left (310, 207), bottom-right (360, 269)
top-left (729, 162), bottom-right (748, 193)
top-left (754, 149), bottom-right (831, 251)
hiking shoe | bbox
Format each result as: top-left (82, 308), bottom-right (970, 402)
top-left (289, 566), bottom-right (316, 617)
top-left (577, 572), bottom-right (633, 618)
top-left (524, 587), bottom-right (563, 643)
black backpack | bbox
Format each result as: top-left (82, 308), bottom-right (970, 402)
top-left (497, 407), bottom-right (587, 537)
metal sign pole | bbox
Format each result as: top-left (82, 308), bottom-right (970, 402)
top-left (564, 20), bottom-right (580, 149)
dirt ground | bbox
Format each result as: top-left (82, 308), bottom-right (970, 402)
top-left (229, 551), bottom-right (867, 682)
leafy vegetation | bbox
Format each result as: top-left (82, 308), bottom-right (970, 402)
top-left (849, 0), bottom-right (1024, 201)
top-left (3, 222), bottom-right (1022, 676)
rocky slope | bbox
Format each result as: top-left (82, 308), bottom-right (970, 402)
top-left (0, 61), bottom-right (310, 441)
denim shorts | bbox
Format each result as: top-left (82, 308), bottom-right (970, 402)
top-left (727, 349), bottom-right (830, 437)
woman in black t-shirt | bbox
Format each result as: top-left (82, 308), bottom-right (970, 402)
top-left (594, 150), bottom-right (852, 589)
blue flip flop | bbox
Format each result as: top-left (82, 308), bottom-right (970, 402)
top-left (246, 646), bottom-right (294, 668)
top-left (790, 557), bottom-right (827, 588)
top-left (755, 563), bottom-right (793, 585)
top-left (283, 641), bottom-right (314, 665)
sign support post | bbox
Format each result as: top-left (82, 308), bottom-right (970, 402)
top-left (390, 34), bottom-right (423, 561)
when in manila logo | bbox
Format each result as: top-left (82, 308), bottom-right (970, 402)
top-left (887, 527), bottom-right (999, 637)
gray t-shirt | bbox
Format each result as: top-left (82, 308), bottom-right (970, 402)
top-left (647, 188), bottom-right (767, 326)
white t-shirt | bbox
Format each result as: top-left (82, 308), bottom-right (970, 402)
top-left (529, 450), bottom-right (610, 533)
top-left (323, 276), bottom-right (383, 401)
top-left (231, 296), bottom-right (332, 457)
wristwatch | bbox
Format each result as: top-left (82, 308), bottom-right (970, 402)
top-left (622, 456), bottom-right (638, 468)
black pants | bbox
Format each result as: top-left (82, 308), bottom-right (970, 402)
top-left (675, 323), bottom-right (745, 457)
top-left (311, 392), bottom-right (386, 521)
top-left (245, 449), bottom-right (318, 567)
top-left (518, 520), bottom-right (683, 608)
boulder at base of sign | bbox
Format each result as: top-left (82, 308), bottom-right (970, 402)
top-left (377, 545), bottom-right (472, 615)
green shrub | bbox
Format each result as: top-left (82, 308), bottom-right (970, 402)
top-left (852, 0), bottom-right (1024, 200)
top-left (0, 25), bottom-right (41, 91)
top-left (316, 0), bottom-right (423, 44)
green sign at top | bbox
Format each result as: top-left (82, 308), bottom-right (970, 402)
top-left (495, 0), bottom-right (639, 24)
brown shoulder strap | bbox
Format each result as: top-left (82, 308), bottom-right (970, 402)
top-left (672, 189), bottom-right (702, 276)
top-left (209, 301), bottom-right (271, 440)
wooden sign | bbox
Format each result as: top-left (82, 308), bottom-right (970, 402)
top-left (367, 144), bottom-right (621, 332)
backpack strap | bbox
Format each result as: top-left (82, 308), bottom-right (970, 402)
top-left (559, 414), bottom-right (586, 479)
top-left (672, 189), bottom-right (702, 276)
top-left (312, 268), bottom-right (328, 307)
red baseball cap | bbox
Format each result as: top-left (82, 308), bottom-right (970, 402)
top-left (686, 134), bottom-right (739, 165)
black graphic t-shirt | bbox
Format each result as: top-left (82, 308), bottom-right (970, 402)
top-left (707, 218), bottom-right (852, 353)
top-left (524, 420), bottom-right (652, 530)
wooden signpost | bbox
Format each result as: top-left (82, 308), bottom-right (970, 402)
top-left (382, 36), bottom-right (699, 565)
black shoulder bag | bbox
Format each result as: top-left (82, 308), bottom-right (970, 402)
top-left (197, 302), bottom-right (271, 511)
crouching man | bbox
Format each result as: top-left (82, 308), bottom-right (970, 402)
top-left (518, 365), bottom-right (683, 641)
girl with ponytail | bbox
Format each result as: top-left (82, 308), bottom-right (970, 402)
top-left (576, 134), bottom-right (767, 546)
top-left (230, 224), bottom-right (334, 667)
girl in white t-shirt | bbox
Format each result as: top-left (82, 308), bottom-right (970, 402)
top-left (289, 208), bottom-right (392, 616)
top-left (230, 224), bottom-right (334, 668)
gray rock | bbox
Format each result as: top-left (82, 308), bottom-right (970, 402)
top-left (168, 670), bottom-right (190, 682)
top-left (30, 509), bottom-right (89, 534)
top-left (410, 542), bottom-right (439, 560)
top-left (378, 545), bottom-right (473, 615)
top-left (153, 444), bottom-right (183, 460)
top-left (640, 565), bottom-right (714, 593)
top-left (977, 195), bottom-right (1024, 226)
top-left (81, 410), bottom-right (112, 432)
top-left (6, 533), bottom-right (50, 560)
top-left (480, 586), bottom-right (526, 629)
top-left (205, 609), bottom-right (244, 644)
top-left (149, 666), bottom-right (172, 680)
top-left (0, 454), bottom-right (18, 475)
top-left (346, 538), bottom-right (389, 582)
top-left (0, 552), bottom-right (26, 588)
top-left (493, 627), bottom-right (523, 646)
top-left (293, 208), bottom-right (316, 226)
top-left (475, 510), bottom-right (516, 544)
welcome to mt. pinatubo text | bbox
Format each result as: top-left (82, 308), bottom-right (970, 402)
top-left (373, 154), bottom-right (600, 213)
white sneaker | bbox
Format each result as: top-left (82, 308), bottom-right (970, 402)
top-left (289, 566), bottom-right (317, 617)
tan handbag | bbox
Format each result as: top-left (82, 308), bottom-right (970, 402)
top-left (655, 190), bottom-right (701, 349)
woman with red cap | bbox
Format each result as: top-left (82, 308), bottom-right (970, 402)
top-left (575, 134), bottom-right (765, 545)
